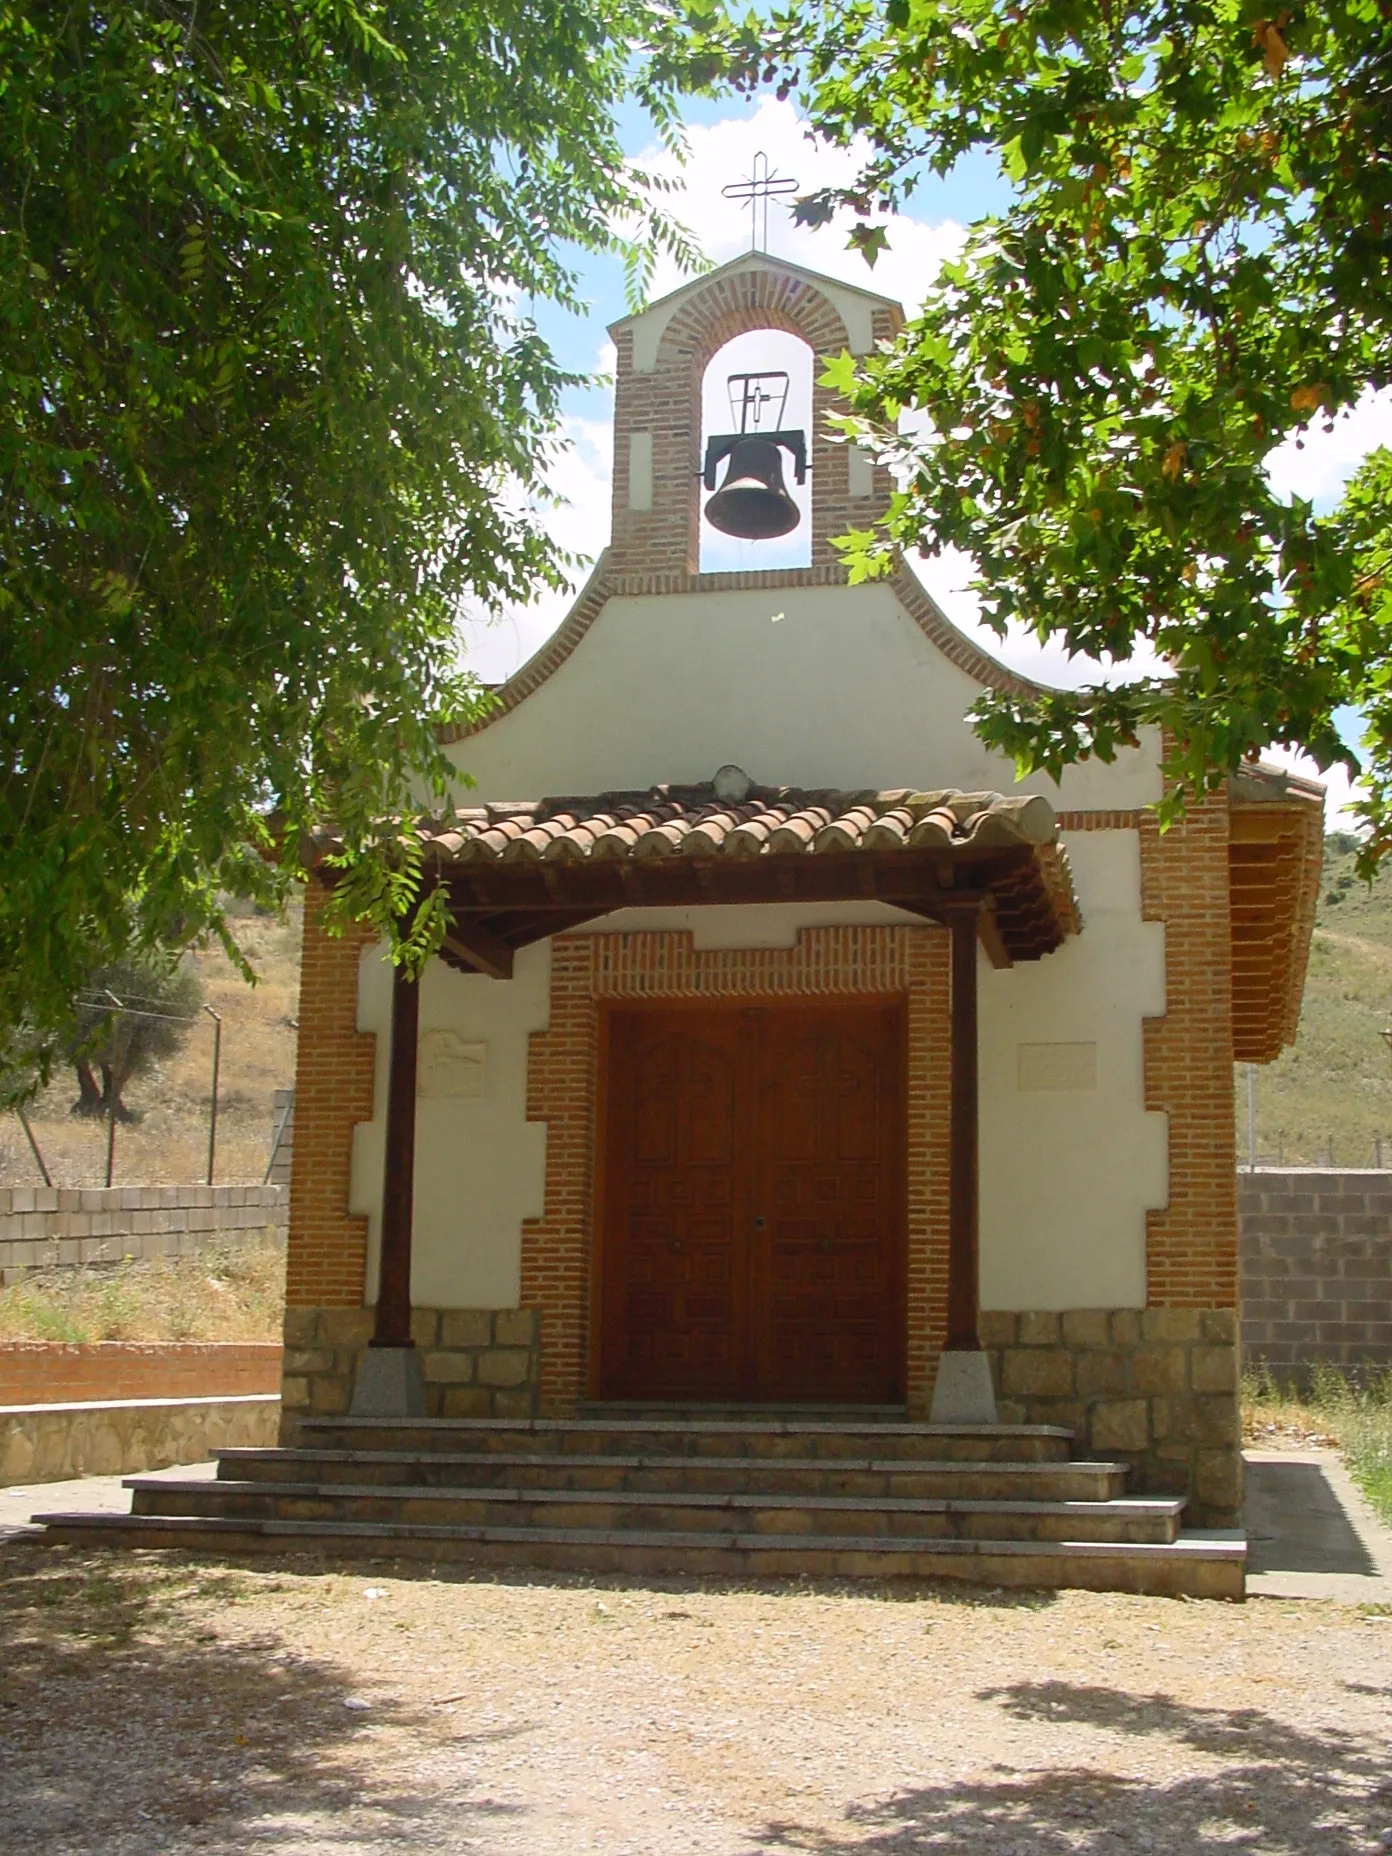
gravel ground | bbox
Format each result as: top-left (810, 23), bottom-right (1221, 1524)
top-left (1, 1543), bottom-right (1390, 1855)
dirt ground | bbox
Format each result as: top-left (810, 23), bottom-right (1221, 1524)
top-left (1, 1546), bottom-right (1389, 1854)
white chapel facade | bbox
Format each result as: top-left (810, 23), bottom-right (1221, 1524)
top-left (281, 252), bottom-right (1322, 1534)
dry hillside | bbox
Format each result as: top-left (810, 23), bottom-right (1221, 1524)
top-left (1237, 832), bottom-right (1392, 1167)
top-left (1, 901), bottom-right (302, 1190)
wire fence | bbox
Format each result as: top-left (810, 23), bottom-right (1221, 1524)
top-left (7, 1006), bottom-right (295, 1191)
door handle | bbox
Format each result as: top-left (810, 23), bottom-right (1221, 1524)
top-left (669, 1237), bottom-right (684, 1253)
top-left (753, 1216), bottom-right (766, 1230)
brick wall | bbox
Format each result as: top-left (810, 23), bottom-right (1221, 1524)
top-left (1140, 795), bottom-right (1240, 1307)
top-left (608, 264), bottom-right (900, 580)
top-left (0, 1185), bottom-right (286, 1283)
top-left (286, 886), bottom-right (375, 1308)
top-left (1059, 798), bottom-right (1239, 1310)
top-left (1240, 1169), bottom-right (1392, 1375)
top-left (0, 1342), bottom-right (281, 1405)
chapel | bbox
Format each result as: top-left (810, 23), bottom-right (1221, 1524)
top-left (45, 251), bottom-right (1325, 1594)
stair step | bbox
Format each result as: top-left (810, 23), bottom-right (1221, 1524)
top-left (574, 1403), bottom-right (910, 1420)
top-left (298, 1417), bottom-right (1074, 1464)
top-left (214, 1447), bottom-right (1128, 1503)
top-left (132, 1478), bottom-right (1183, 1545)
top-left (32, 1510), bottom-right (1246, 1599)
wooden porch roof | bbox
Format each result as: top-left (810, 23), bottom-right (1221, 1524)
top-left (1228, 766), bottom-right (1325, 1064)
top-left (313, 783), bottom-right (1084, 975)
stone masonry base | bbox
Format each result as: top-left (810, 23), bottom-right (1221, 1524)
top-left (280, 1307), bottom-right (541, 1443)
top-left (2, 1394), bottom-right (279, 1487)
top-left (978, 1308), bottom-right (1241, 1528)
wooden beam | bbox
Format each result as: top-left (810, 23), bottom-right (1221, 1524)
top-left (375, 963), bottom-right (419, 1348)
top-left (978, 904), bottom-right (1012, 970)
top-left (945, 904), bottom-right (982, 1353)
top-left (440, 917), bottom-right (514, 979)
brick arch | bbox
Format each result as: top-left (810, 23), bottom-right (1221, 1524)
top-left (656, 267), bottom-right (854, 385)
top-left (609, 262), bottom-right (894, 579)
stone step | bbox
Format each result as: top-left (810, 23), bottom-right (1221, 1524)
top-left (131, 1478), bottom-right (1184, 1545)
top-left (215, 1447), bottom-right (1129, 1504)
top-left (574, 1403), bottom-right (911, 1421)
top-left (297, 1416), bottom-right (1074, 1464)
top-left (31, 1510), bottom-right (1247, 1600)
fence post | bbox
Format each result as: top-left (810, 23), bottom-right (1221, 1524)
top-left (16, 1108), bottom-right (52, 1187)
top-left (204, 1005), bottom-right (222, 1187)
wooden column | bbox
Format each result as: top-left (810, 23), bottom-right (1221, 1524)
top-left (373, 962), bottom-right (419, 1348)
top-left (945, 903), bottom-right (981, 1353)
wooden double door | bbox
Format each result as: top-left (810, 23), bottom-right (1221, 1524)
top-left (597, 1002), bottom-right (906, 1403)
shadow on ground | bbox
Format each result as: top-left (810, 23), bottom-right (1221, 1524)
top-left (1245, 1458), bottom-right (1377, 1575)
top-left (0, 1541), bottom-right (512, 1853)
top-left (752, 1680), bottom-right (1392, 1853)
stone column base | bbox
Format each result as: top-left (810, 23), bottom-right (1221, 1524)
top-left (350, 1345), bottom-right (425, 1417)
top-left (280, 1306), bottom-right (540, 1443)
top-left (929, 1350), bottom-right (999, 1424)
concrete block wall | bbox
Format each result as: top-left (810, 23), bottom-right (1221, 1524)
top-left (1240, 1169), bottom-right (1392, 1375)
top-left (0, 1184), bottom-right (287, 1282)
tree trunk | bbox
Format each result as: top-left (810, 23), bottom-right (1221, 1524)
top-left (71, 1059), bottom-right (104, 1118)
top-left (100, 1061), bottom-right (136, 1123)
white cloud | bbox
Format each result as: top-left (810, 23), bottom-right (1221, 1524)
top-left (639, 95), bottom-right (965, 317)
top-left (1266, 387), bottom-right (1392, 511)
top-left (457, 403), bottom-right (613, 683)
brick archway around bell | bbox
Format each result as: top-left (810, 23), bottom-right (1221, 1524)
top-left (520, 924), bottom-right (951, 1413)
top-left (608, 267), bottom-right (900, 581)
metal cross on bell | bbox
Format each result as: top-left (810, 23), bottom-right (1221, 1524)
top-left (702, 371), bottom-right (808, 541)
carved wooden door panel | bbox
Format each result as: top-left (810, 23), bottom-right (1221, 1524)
top-left (599, 1010), bottom-right (746, 1399)
top-left (753, 1006), bottom-right (905, 1403)
top-left (599, 1003), bottom-right (904, 1403)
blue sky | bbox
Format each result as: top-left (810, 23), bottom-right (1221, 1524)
top-left (461, 91), bottom-right (1391, 821)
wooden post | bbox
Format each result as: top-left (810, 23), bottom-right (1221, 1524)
top-left (374, 961), bottom-right (420, 1348)
top-left (945, 903), bottom-right (981, 1353)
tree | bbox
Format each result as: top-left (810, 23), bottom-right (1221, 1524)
top-left (64, 954), bottom-right (203, 1121)
top-left (711, 0), bottom-right (1392, 856)
top-left (1, 0), bottom-right (703, 1043)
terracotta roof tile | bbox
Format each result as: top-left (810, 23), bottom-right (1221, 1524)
top-left (398, 782), bottom-right (1071, 878)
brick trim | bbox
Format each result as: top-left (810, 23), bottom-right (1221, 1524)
top-left (285, 887), bottom-right (375, 1309)
top-left (1055, 809), bottom-right (1149, 830)
top-left (521, 925), bottom-right (950, 1411)
top-left (1139, 794), bottom-right (1239, 1307)
top-left (610, 265), bottom-right (901, 577)
top-left (890, 563), bottom-right (1041, 698)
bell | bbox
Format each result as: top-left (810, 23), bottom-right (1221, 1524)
top-left (704, 436), bottom-right (801, 540)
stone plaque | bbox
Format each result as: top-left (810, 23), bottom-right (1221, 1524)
top-left (1017, 1041), bottom-right (1097, 1092)
top-left (418, 1032), bottom-right (486, 1099)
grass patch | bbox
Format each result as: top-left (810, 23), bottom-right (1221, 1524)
top-left (1244, 1360), bottom-right (1392, 1526)
top-left (0, 1233), bottom-right (285, 1343)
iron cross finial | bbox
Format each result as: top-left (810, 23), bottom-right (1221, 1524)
top-left (722, 152), bottom-right (800, 253)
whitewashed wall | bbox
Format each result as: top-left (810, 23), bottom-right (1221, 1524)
top-left (349, 866), bottom-right (1165, 1313)
top-left (351, 942), bottom-right (550, 1308)
top-left (979, 832), bottom-right (1167, 1309)
top-left (446, 580), bottom-right (1162, 812)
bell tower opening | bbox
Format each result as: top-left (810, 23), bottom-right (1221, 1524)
top-left (699, 330), bottom-right (813, 574)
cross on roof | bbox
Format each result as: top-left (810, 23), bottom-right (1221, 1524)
top-left (722, 152), bottom-right (800, 253)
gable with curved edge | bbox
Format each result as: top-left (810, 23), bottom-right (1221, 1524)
top-left (443, 562), bottom-right (1163, 810)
